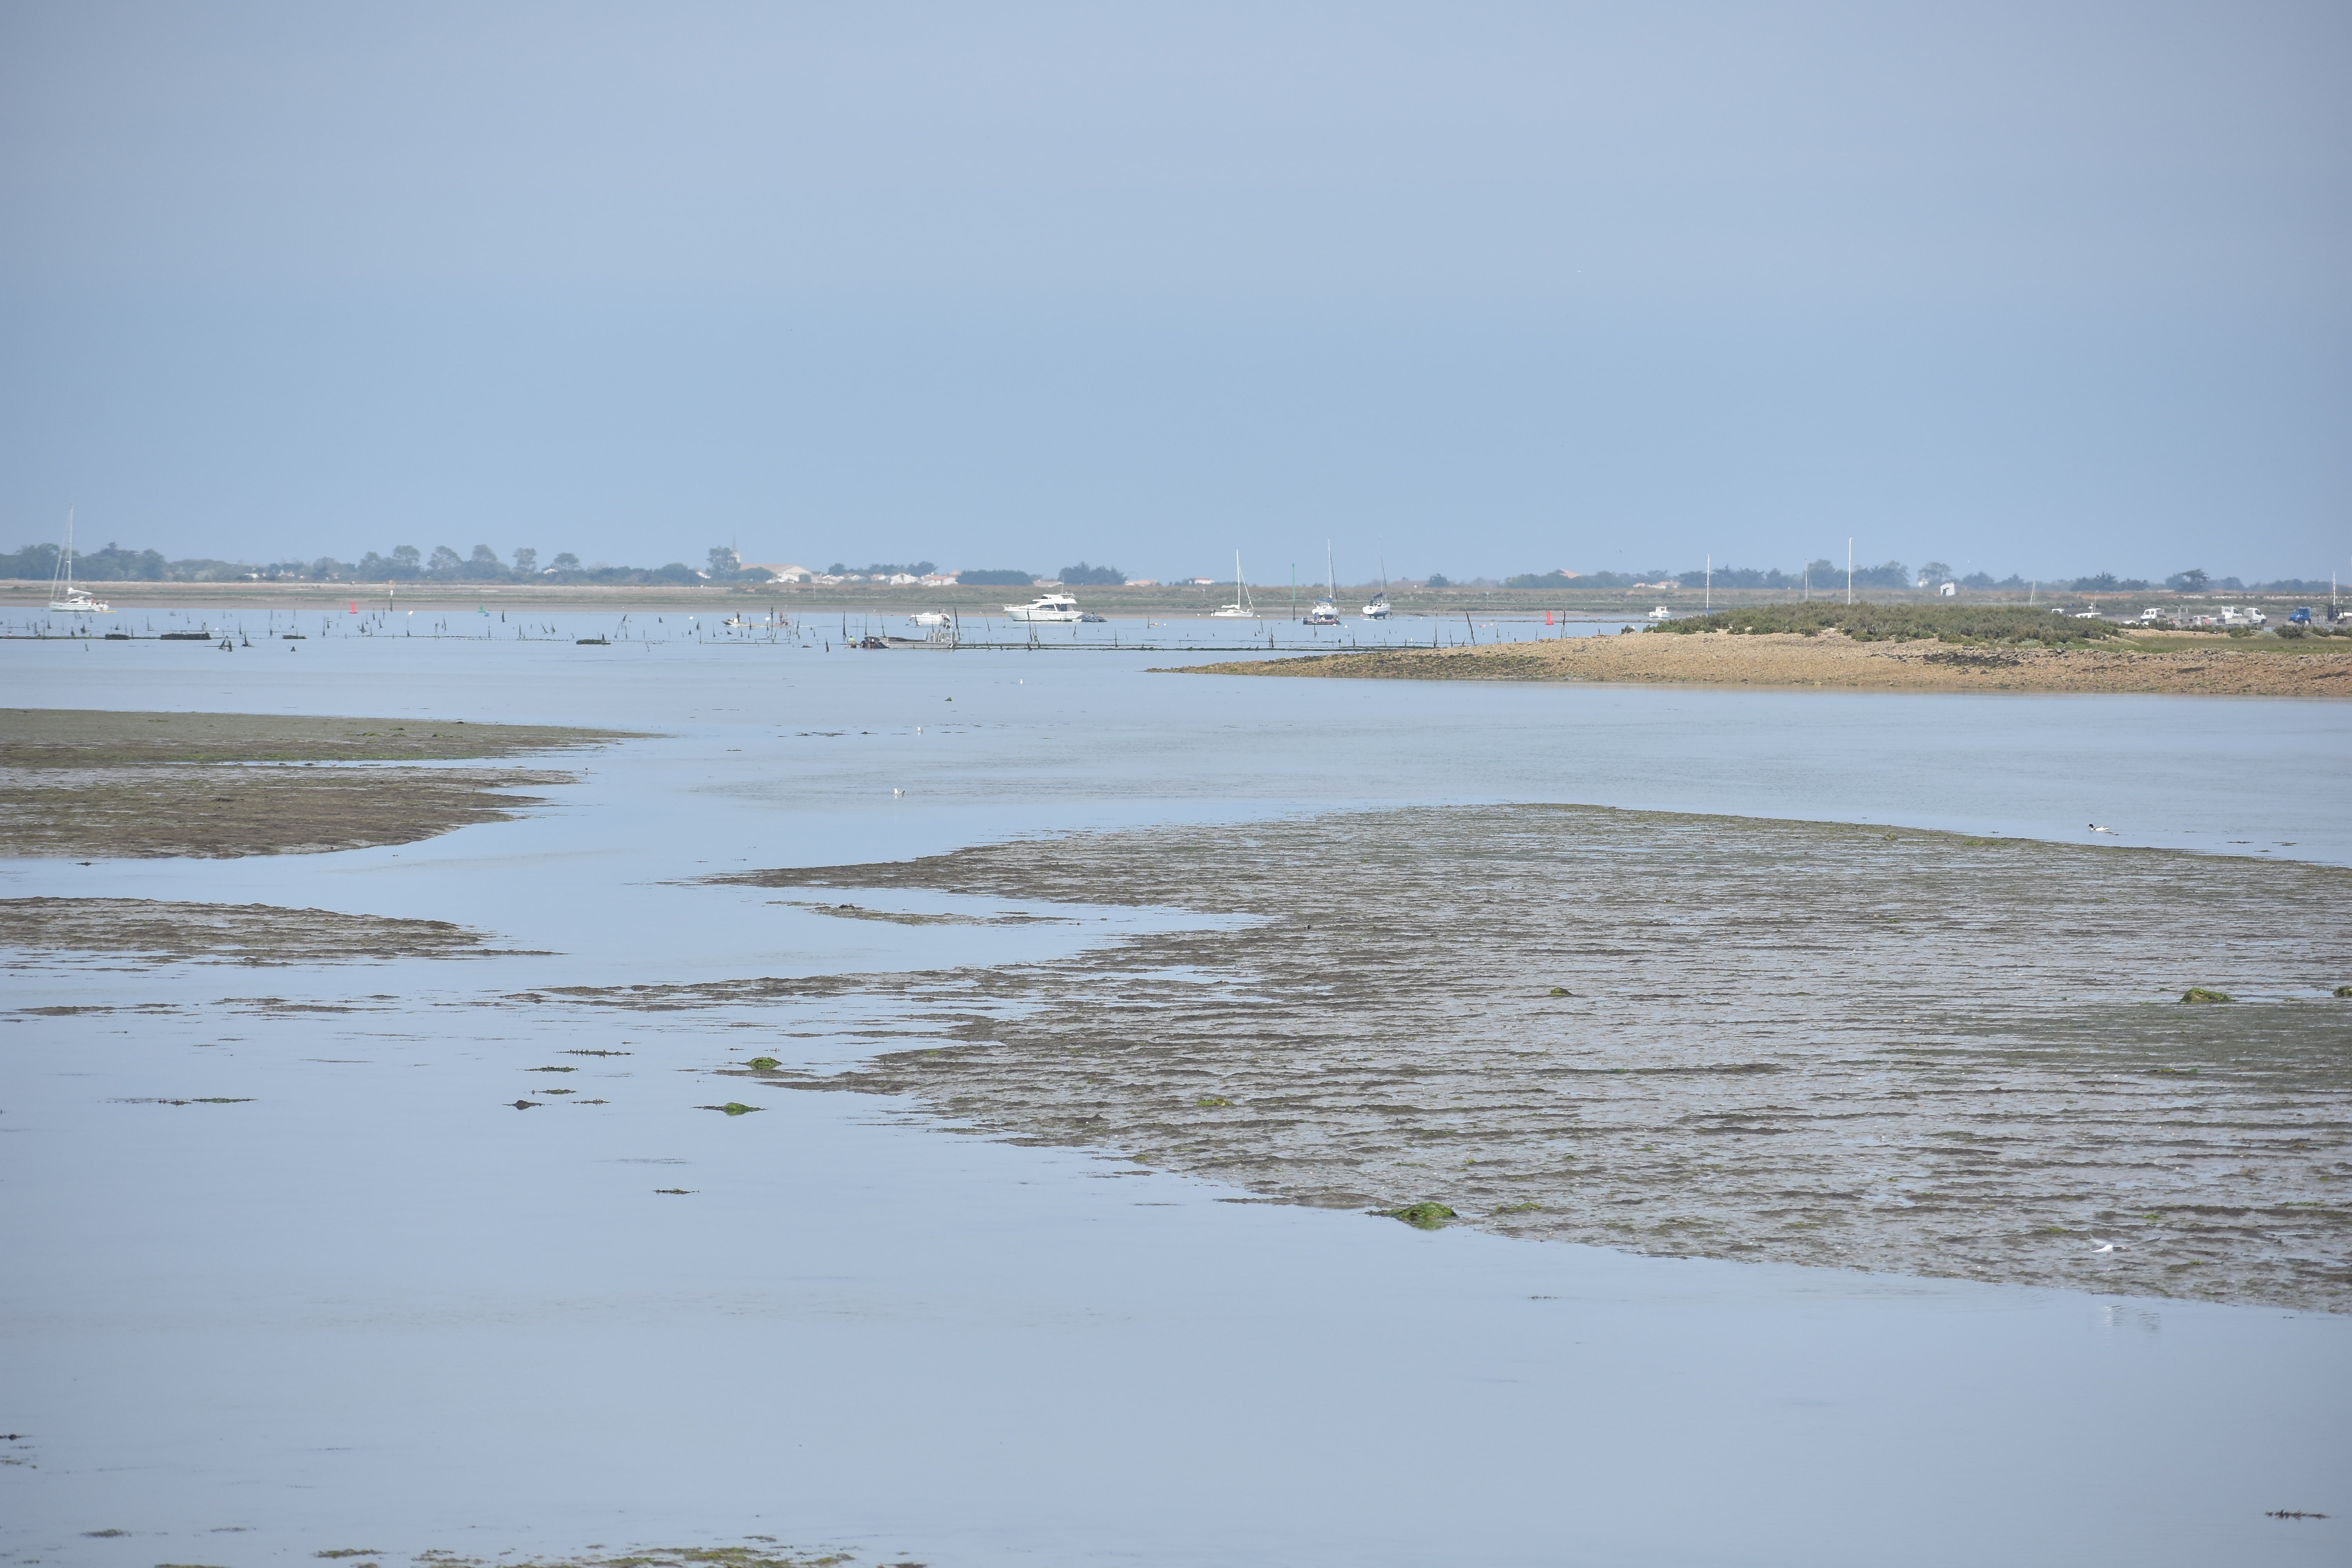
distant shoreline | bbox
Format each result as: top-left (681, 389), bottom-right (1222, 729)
top-left (4, 576), bottom-right (2334, 618)
top-left (1170, 630), bottom-right (2352, 697)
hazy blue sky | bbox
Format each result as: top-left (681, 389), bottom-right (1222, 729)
top-left (2, 2), bottom-right (2346, 582)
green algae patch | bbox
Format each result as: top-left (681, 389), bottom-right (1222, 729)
top-left (2181, 988), bottom-right (2234, 1004)
top-left (1379, 1201), bottom-right (1459, 1229)
top-left (745, 1056), bottom-right (782, 1069)
top-left (700, 1102), bottom-right (763, 1116)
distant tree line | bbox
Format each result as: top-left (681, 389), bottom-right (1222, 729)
top-left (1498, 560), bottom-right (2287, 593)
top-left (2, 536), bottom-right (2319, 595)
top-left (825, 560), bottom-right (937, 577)
top-left (0, 539), bottom-right (782, 586)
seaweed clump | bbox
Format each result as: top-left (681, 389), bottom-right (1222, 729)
top-left (1378, 1201), bottom-right (1458, 1229)
top-left (2180, 987), bottom-right (2234, 1004)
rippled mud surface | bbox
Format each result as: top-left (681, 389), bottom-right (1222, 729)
top-left (0, 707), bottom-right (628, 766)
top-left (409, 1547), bottom-right (902, 1568)
top-left (0, 896), bottom-right (512, 966)
top-left (690, 806), bottom-right (2352, 1310)
top-left (0, 764), bottom-right (579, 858)
top-left (0, 707), bottom-right (624, 858)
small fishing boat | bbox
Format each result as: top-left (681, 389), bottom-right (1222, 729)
top-left (1004, 593), bottom-right (1083, 623)
top-left (1211, 552), bottom-right (1258, 618)
top-left (47, 508), bottom-right (109, 614)
top-left (908, 611), bottom-right (952, 627)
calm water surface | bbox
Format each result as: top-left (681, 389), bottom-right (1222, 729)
top-left (3, 626), bottom-right (2347, 1567)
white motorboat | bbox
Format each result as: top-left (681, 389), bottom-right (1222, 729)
top-left (1646, 605), bottom-right (1673, 621)
top-left (1004, 593), bottom-right (1083, 623)
top-left (909, 610), bottom-right (952, 627)
top-left (47, 507), bottom-right (109, 614)
top-left (1210, 551), bottom-right (1258, 617)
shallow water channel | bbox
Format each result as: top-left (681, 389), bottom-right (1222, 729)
top-left (4, 625), bottom-right (2350, 1567)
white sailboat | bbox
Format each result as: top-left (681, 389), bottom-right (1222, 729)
top-left (1210, 552), bottom-right (1258, 617)
top-left (48, 507), bottom-right (109, 614)
top-left (1361, 549), bottom-right (1391, 619)
top-left (1302, 540), bottom-right (1339, 626)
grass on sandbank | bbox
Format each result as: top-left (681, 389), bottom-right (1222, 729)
top-left (1645, 603), bottom-right (2131, 645)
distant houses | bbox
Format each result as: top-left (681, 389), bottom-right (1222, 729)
top-left (739, 563), bottom-right (967, 586)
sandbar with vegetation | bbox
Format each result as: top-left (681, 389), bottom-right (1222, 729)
top-left (1174, 604), bottom-right (2352, 696)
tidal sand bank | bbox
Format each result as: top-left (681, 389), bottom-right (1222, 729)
top-left (1175, 631), bottom-right (2352, 696)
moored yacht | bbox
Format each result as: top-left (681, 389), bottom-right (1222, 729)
top-left (1361, 549), bottom-right (1392, 618)
top-left (1211, 551), bottom-right (1258, 617)
top-left (1301, 540), bottom-right (1340, 625)
top-left (1004, 593), bottom-right (1083, 623)
top-left (47, 507), bottom-right (109, 614)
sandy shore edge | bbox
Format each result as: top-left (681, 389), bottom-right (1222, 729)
top-left (1169, 630), bottom-right (2352, 697)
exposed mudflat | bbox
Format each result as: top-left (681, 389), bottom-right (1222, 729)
top-left (1174, 630), bottom-right (2352, 695)
top-left (668, 806), bottom-right (2352, 1310)
top-left (0, 896), bottom-right (512, 965)
top-left (0, 708), bottom-right (630, 766)
top-left (0, 763), bottom-right (577, 858)
top-left (0, 707), bottom-right (626, 860)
